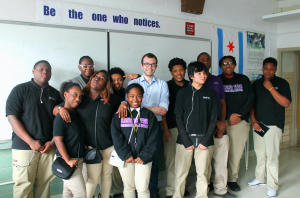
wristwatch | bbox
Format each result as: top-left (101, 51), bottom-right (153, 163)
top-left (58, 106), bottom-right (61, 112)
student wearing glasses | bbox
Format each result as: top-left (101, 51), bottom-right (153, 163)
top-left (69, 56), bottom-right (95, 88)
top-left (248, 57), bottom-right (291, 198)
top-left (218, 55), bottom-right (254, 192)
top-left (111, 83), bottom-right (159, 198)
top-left (127, 53), bottom-right (169, 198)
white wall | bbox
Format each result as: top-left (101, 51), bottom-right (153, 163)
top-left (277, 18), bottom-right (300, 49)
top-left (278, 0), bottom-right (300, 8)
top-left (61, 0), bottom-right (277, 33)
top-left (72, 0), bottom-right (278, 58)
top-left (0, 0), bottom-right (279, 56)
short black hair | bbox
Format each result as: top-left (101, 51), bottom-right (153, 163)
top-left (141, 53), bottom-right (158, 64)
top-left (79, 56), bottom-right (94, 64)
top-left (60, 81), bottom-right (81, 101)
top-left (168, 57), bottom-right (187, 71)
top-left (263, 57), bottom-right (277, 68)
top-left (33, 60), bottom-right (51, 69)
top-left (197, 52), bottom-right (211, 61)
top-left (188, 61), bottom-right (208, 82)
top-left (125, 83), bottom-right (144, 96)
top-left (219, 55), bottom-right (237, 68)
top-left (109, 67), bottom-right (126, 80)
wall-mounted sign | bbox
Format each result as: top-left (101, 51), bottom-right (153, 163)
top-left (36, 1), bottom-right (162, 33)
top-left (185, 22), bottom-right (195, 36)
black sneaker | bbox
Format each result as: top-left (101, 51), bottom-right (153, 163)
top-left (227, 182), bottom-right (241, 192)
top-left (113, 193), bottom-right (123, 198)
top-left (214, 192), bottom-right (236, 198)
top-left (208, 183), bottom-right (214, 192)
top-left (184, 190), bottom-right (190, 197)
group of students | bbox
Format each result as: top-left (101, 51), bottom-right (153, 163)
top-left (6, 52), bottom-right (291, 198)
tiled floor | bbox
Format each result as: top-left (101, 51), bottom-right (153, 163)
top-left (51, 147), bottom-right (300, 198)
top-left (157, 147), bottom-right (300, 198)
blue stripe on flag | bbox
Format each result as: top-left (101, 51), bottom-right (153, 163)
top-left (238, 31), bottom-right (243, 74)
top-left (217, 28), bottom-right (223, 75)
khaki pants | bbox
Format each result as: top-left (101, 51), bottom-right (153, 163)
top-left (226, 120), bottom-right (249, 182)
top-left (12, 148), bottom-right (56, 198)
top-left (163, 127), bottom-right (178, 196)
top-left (113, 166), bottom-right (124, 194)
top-left (62, 158), bottom-right (86, 198)
top-left (118, 162), bottom-right (152, 198)
top-left (86, 146), bottom-right (114, 198)
top-left (254, 126), bottom-right (282, 190)
top-left (210, 135), bottom-right (230, 195)
top-left (174, 144), bottom-right (214, 198)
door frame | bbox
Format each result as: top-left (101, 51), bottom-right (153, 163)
top-left (278, 47), bottom-right (300, 147)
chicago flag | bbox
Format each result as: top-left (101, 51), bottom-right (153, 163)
top-left (212, 27), bottom-right (246, 75)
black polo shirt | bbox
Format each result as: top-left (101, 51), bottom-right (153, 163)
top-left (112, 87), bottom-right (126, 100)
top-left (6, 79), bottom-right (63, 150)
top-left (166, 79), bottom-right (190, 129)
top-left (253, 75), bottom-right (292, 130)
top-left (77, 93), bottom-right (122, 150)
top-left (175, 85), bottom-right (219, 147)
top-left (53, 111), bottom-right (84, 158)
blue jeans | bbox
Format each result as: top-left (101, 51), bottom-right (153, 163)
top-left (149, 123), bottom-right (162, 197)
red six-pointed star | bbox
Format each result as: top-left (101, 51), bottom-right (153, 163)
top-left (227, 41), bottom-right (235, 52)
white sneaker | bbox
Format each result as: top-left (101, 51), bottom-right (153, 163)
top-left (267, 189), bottom-right (277, 197)
top-left (247, 179), bottom-right (266, 186)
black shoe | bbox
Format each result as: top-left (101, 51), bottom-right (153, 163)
top-left (227, 182), bottom-right (241, 192)
top-left (208, 183), bottom-right (214, 192)
top-left (166, 196), bottom-right (172, 198)
top-left (214, 192), bottom-right (236, 198)
top-left (184, 190), bottom-right (190, 197)
top-left (151, 195), bottom-right (161, 198)
top-left (113, 193), bottom-right (123, 198)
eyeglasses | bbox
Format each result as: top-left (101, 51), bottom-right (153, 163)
top-left (80, 65), bottom-right (95, 69)
top-left (143, 63), bottom-right (157, 67)
top-left (222, 62), bottom-right (234, 66)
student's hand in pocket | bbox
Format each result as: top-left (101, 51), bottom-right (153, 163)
top-left (215, 128), bottom-right (224, 138)
top-left (216, 120), bottom-right (227, 132)
top-left (186, 145), bottom-right (194, 150)
top-left (163, 128), bottom-right (172, 143)
top-left (66, 159), bottom-right (78, 167)
top-left (134, 157), bottom-right (144, 164)
top-left (198, 144), bottom-right (207, 150)
top-left (125, 155), bottom-right (134, 163)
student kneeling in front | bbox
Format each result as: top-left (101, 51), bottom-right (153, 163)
top-left (173, 61), bottom-right (219, 198)
top-left (111, 83), bottom-right (159, 198)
